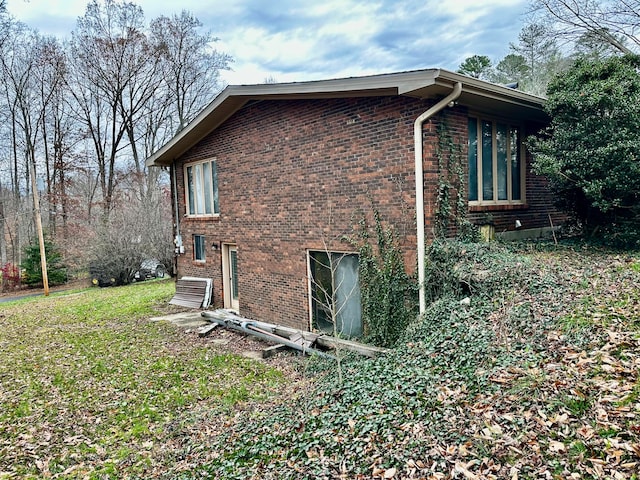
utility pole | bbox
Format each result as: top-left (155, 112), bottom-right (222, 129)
top-left (29, 158), bottom-right (49, 296)
top-left (0, 181), bottom-right (6, 265)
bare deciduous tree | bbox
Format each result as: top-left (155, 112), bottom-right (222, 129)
top-left (530, 0), bottom-right (640, 54)
top-left (89, 187), bottom-right (173, 286)
top-left (69, 0), bottom-right (149, 216)
top-left (150, 10), bottom-right (232, 133)
top-left (0, 21), bottom-right (62, 268)
top-left (0, 1), bottom-right (232, 283)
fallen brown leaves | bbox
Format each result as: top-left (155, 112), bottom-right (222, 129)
top-left (453, 328), bottom-right (639, 479)
top-left (382, 250), bottom-right (640, 479)
top-left (2, 248), bottom-right (640, 479)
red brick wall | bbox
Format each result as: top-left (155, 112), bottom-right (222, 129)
top-left (174, 96), bottom-right (426, 329)
top-left (171, 95), bottom-right (560, 329)
top-left (423, 110), bottom-right (565, 236)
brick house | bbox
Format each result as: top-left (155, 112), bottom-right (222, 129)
top-left (146, 68), bottom-right (562, 334)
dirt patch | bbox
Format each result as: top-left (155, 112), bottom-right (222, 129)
top-left (163, 310), bottom-right (310, 370)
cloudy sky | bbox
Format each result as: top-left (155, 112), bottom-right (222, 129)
top-left (5, 0), bottom-right (530, 85)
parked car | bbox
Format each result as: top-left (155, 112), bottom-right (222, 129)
top-left (134, 259), bottom-right (166, 281)
top-left (90, 259), bottom-right (166, 287)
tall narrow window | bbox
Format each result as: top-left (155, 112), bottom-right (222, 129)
top-left (468, 119), bottom-right (478, 201)
top-left (230, 248), bottom-right (238, 302)
top-left (309, 251), bottom-right (362, 337)
top-left (202, 162), bottom-right (212, 215)
top-left (187, 165), bottom-right (195, 214)
top-left (481, 120), bottom-right (494, 201)
top-left (185, 159), bottom-right (219, 216)
top-left (193, 234), bottom-right (206, 262)
top-left (511, 128), bottom-right (521, 201)
top-left (496, 123), bottom-right (508, 201)
top-left (468, 117), bottom-right (524, 204)
top-left (222, 245), bottom-right (239, 311)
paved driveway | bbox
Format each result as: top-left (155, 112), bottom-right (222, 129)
top-left (0, 292), bottom-right (43, 303)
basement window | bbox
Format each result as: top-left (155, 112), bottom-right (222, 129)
top-left (468, 117), bottom-right (524, 205)
top-left (193, 234), bottom-right (206, 262)
top-left (308, 251), bottom-right (362, 337)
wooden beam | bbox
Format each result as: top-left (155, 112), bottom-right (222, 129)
top-left (197, 323), bottom-right (218, 337)
top-left (262, 344), bottom-right (289, 359)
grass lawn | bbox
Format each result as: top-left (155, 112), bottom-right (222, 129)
top-left (0, 280), bottom-right (287, 479)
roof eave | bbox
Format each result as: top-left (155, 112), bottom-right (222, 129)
top-left (146, 70), bottom-right (444, 167)
top-left (436, 70), bottom-right (547, 120)
top-left (146, 68), bottom-right (547, 167)
top-left (145, 92), bottom-right (248, 167)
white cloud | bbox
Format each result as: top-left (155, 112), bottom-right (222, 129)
top-left (6, 0), bottom-right (87, 17)
top-left (4, 0), bottom-right (529, 84)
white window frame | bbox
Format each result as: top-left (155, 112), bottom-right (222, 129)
top-left (222, 244), bottom-right (239, 311)
top-left (184, 158), bottom-right (219, 217)
top-left (468, 116), bottom-right (526, 206)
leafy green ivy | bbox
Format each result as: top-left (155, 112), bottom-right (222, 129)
top-left (434, 114), bottom-right (478, 242)
top-left (191, 241), bottom-right (543, 480)
top-left (353, 208), bottom-right (418, 348)
top-left (353, 112), bottom-right (480, 348)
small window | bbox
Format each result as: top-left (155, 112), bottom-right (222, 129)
top-left (309, 251), bottom-right (362, 337)
top-left (193, 234), bottom-right (206, 262)
top-left (185, 159), bottom-right (219, 216)
top-left (468, 117), bottom-right (523, 204)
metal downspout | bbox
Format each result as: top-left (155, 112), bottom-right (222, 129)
top-left (415, 81), bottom-right (462, 315)
top-left (171, 164), bottom-right (182, 270)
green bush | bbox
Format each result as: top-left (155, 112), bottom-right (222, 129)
top-left (21, 236), bottom-right (68, 286)
top-left (529, 54), bottom-right (640, 247)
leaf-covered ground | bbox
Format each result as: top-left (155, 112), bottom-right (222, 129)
top-left (1, 243), bottom-right (639, 479)
top-left (0, 281), bottom-right (288, 479)
top-left (193, 242), bottom-right (640, 479)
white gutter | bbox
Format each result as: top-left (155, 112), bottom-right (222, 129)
top-left (415, 81), bottom-right (463, 315)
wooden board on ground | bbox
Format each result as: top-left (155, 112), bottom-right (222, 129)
top-left (288, 332), bottom-right (314, 349)
top-left (262, 344), bottom-right (289, 358)
top-left (197, 323), bottom-right (218, 337)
